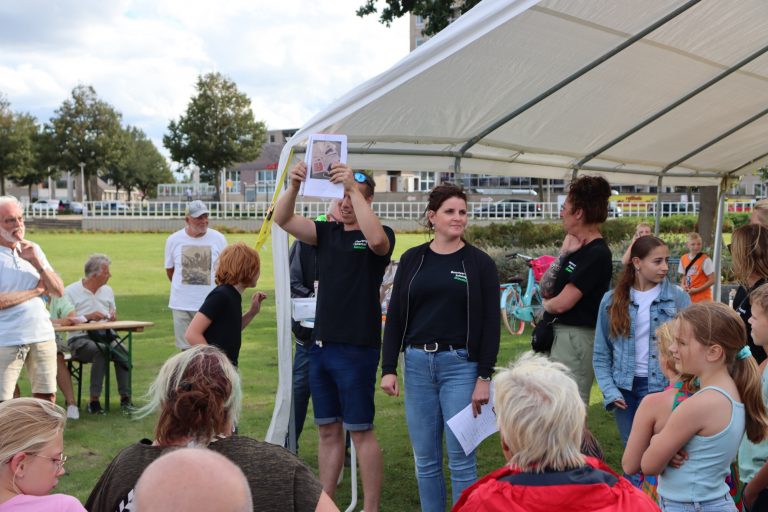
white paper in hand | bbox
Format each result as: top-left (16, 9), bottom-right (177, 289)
top-left (446, 384), bottom-right (498, 456)
top-left (301, 134), bottom-right (347, 199)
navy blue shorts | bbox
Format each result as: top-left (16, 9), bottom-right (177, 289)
top-left (309, 342), bottom-right (379, 431)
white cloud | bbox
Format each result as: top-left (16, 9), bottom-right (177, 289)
top-left (0, 0), bottom-right (409, 153)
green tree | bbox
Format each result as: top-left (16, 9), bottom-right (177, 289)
top-left (0, 95), bottom-right (10, 194)
top-left (0, 95), bottom-right (47, 197)
top-left (756, 164), bottom-right (768, 186)
top-left (48, 85), bottom-right (124, 200)
top-left (102, 128), bottom-right (136, 199)
top-left (121, 126), bottom-right (172, 199)
top-left (356, 0), bottom-right (482, 36)
top-left (9, 114), bottom-right (52, 200)
top-left (164, 72), bottom-right (266, 200)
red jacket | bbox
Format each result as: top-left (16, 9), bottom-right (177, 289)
top-left (452, 457), bottom-right (660, 512)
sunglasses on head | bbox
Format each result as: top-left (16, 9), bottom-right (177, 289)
top-left (354, 172), bottom-right (369, 184)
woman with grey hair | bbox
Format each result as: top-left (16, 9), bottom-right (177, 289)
top-left (85, 345), bottom-right (338, 512)
top-left (453, 352), bottom-right (658, 511)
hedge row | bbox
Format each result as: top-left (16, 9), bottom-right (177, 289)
top-left (469, 216), bottom-right (738, 285)
top-left (466, 214), bottom-right (750, 249)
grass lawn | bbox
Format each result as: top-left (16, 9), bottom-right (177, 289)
top-left (18, 230), bottom-right (622, 511)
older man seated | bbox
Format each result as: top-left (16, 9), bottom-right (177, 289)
top-left (452, 352), bottom-right (658, 512)
top-left (65, 254), bottom-right (130, 414)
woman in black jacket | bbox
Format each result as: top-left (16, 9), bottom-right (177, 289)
top-left (380, 183), bottom-right (500, 512)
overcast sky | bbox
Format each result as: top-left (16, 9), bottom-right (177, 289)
top-left (0, 0), bottom-right (409, 155)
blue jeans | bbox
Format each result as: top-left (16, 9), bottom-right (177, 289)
top-left (309, 342), bottom-right (379, 430)
top-left (292, 341), bottom-right (311, 445)
top-left (660, 495), bottom-right (737, 512)
top-left (404, 346), bottom-right (478, 512)
top-left (613, 376), bottom-right (649, 488)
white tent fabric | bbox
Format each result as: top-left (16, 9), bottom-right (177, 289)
top-left (265, 0), bottom-right (768, 444)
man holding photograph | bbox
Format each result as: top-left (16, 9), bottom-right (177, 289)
top-left (275, 161), bottom-right (394, 512)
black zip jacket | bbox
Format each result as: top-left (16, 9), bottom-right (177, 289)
top-left (381, 241), bottom-right (500, 379)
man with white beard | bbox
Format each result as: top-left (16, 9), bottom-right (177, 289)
top-left (0, 195), bottom-right (64, 402)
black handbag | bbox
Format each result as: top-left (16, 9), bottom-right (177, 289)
top-left (531, 312), bottom-right (557, 353)
top-left (87, 328), bottom-right (120, 345)
top-left (86, 329), bottom-right (130, 370)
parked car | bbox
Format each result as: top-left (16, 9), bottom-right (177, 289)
top-left (649, 202), bottom-right (700, 216)
top-left (68, 201), bottom-right (85, 214)
top-left (472, 198), bottom-right (541, 218)
top-left (93, 201), bottom-right (129, 212)
top-left (31, 199), bottom-right (60, 212)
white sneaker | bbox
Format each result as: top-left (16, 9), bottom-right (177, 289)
top-left (66, 405), bottom-right (80, 420)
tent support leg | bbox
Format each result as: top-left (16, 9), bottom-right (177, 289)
top-left (654, 176), bottom-right (664, 235)
top-left (712, 178), bottom-right (727, 303)
top-left (453, 156), bottom-right (462, 185)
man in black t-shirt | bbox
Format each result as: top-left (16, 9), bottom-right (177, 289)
top-left (275, 161), bottom-right (394, 512)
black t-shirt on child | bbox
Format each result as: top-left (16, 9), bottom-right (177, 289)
top-left (404, 246), bottom-right (468, 346)
top-left (313, 221), bottom-right (395, 348)
top-left (199, 283), bottom-right (243, 365)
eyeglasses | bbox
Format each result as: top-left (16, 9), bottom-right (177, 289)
top-left (32, 453), bottom-right (67, 470)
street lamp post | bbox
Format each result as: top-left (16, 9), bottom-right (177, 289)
top-left (78, 162), bottom-right (86, 202)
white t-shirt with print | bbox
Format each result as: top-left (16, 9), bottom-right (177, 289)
top-left (164, 228), bottom-right (227, 311)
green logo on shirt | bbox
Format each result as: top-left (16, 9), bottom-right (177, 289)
top-left (565, 262), bottom-right (576, 273)
top-left (353, 240), bottom-right (368, 250)
top-left (452, 271), bottom-right (467, 283)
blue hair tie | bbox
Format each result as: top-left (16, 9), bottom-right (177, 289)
top-left (737, 346), bottom-right (752, 360)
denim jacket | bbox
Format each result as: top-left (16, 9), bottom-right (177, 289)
top-left (593, 279), bottom-right (691, 409)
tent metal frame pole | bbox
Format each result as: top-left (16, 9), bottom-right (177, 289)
top-left (660, 106), bottom-right (768, 174)
top-left (727, 150), bottom-right (768, 177)
top-left (455, 0), bottom-right (701, 158)
top-left (576, 42), bottom-right (768, 169)
top-left (712, 178), bottom-right (728, 303)
top-left (344, 146), bottom-right (724, 179)
top-left (453, 156), bottom-right (462, 184)
top-left (654, 176), bottom-right (664, 235)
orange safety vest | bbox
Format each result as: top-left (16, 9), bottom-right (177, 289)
top-left (680, 252), bottom-right (713, 303)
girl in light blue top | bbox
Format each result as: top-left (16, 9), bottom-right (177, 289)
top-left (641, 302), bottom-right (768, 512)
top-left (740, 283), bottom-right (768, 510)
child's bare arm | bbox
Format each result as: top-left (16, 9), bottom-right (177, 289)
top-left (745, 463), bottom-right (768, 509)
top-left (622, 395), bottom-right (658, 474)
top-left (641, 394), bottom-right (707, 475)
top-left (185, 312), bottom-right (212, 346)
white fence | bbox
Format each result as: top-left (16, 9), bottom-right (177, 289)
top-left (22, 200), bottom-right (756, 221)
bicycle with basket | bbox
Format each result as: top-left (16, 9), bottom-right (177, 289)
top-left (499, 253), bottom-right (556, 335)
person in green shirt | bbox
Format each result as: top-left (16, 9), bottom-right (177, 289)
top-left (46, 293), bottom-right (85, 420)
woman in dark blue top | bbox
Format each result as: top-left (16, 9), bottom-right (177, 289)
top-left (380, 184), bottom-right (500, 512)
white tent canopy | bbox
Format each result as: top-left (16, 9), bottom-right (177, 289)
top-left (265, 0), bottom-right (768, 444)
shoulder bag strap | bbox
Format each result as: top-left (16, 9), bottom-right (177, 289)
top-left (683, 252), bottom-right (703, 276)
